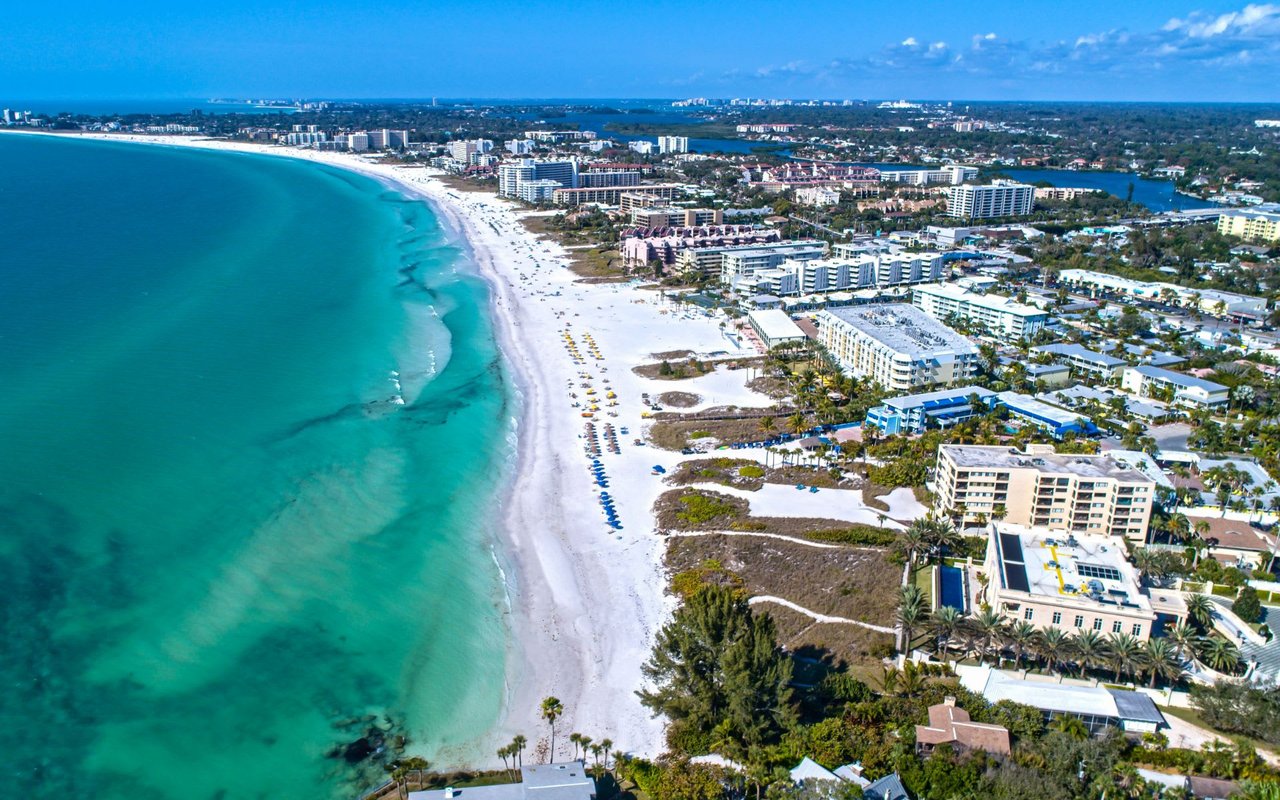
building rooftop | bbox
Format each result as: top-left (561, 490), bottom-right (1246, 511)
top-left (1032, 343), bottom-right (1126, 368)
top-left (996, 391), bottom-right (1088, 428)
top-left (915, 697), bottom-right (1012, 755)
top-left (882, 385), bottom-right (997, 411)
top-left (1128, 365), bottom-right (1228, 394)
top-left (914, 282), bottom-right (1049, 319)
top-left (748, 309), bottom-right (805, 341)
top-left (960, 667), bottom-right (1165, 726)
top-left (821, 303), bottom-right (978, 357)
top-left (940, 445), bottom-right (1155, 482)
top-left (988, 523), bottom-right (1150, 610)
top-left (409, 762), bottom-right (595, 800)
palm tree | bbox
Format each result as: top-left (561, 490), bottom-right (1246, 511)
top-left (512, 734), bottom-right (527, 768)
top-left (1201, 636), bottom-right (1242, 674)
top-left (1072, 629), bottom-right (1106, 678)
top-left (897, 591), bottom-right (925, 654)
top-left (1106, 632), bottom-right (1144, 683)
top-left (1037, 626), bottom-right (1071, 680)
top-left (931, 605), bottom-right (962, 660)
top-left (1143, 637), bottom-right (1183, 688)
top-left (1167, 622), bottom-right (1203, 666)
top-left (787, 411), bottom-right (807, 436)
top-left (900, 520), bottom-right (930, 570)
top-left (540, 696), bottom-right (564, 762)
top-left (498, 745), bottom-right (514, 780)
top-left (599, 739), bottom-right (613, 769)
top-left (578, 735), bottom-right (593, 766)
top-left (569, 732), bottom-right (582, 761)
top-left (1186, 593), bottom-right (1214, 632)
top-left (972, 607), bottom-right (1007, 666)
top-left (1007, 620), bottom-right (1037, 671)
top-left (758, 416), bottom-right (776, 436)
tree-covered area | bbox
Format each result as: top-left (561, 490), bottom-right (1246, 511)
top-left (625, 584), bottom-right (1279, 800)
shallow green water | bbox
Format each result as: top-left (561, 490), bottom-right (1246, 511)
top-left (0, 135), bottom-right (513, 799)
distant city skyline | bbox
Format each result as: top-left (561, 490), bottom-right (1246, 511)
top-left (5, 1), bottom-right (1280, 102)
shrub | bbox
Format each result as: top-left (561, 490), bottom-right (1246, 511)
top-left (676, 492), bottom-right (741, 525)
top-left (738, 465), bottom-right (765, 479)
top-left (1234, 586), bottom-right (1263, 623)
top-left (806, 526), bottom-right (898, 547)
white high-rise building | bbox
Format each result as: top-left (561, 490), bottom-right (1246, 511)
top-left (345, 132), bottom-right (370, 152)
top-left (946, 181), bottom-right (1035, 219)
top-left (628, 140), bottom-right (654, 155)
top-left (657, 136), bottom-right (689, 154)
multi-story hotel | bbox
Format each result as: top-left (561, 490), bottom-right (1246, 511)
top-left (674, 239), bottom-right (825, 280)
top-left (551, 184), bottom-right (680, 207)
top-left (911, 283), bottom-right (1049, 338)
top-left (981, 522), bottom-right (1157, 641)
top-left (815, 304), bottom-right (979, 392)
top-left (946, 181), bottom-right (1035, 219)
top-left (1217, 208), bottom-right (1280, 243)
top-left (934, 444), bottom-right (1157, 541)
top-left (1120, 365), bottom-right (1229, 409)
top-left (498, 159), bottom-right (579, 197)
top-left (657, 136), bottom-right (689, 154)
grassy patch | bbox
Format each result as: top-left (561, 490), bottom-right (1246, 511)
top-left (633, 358), bottom-right (714, 380)
top-left (805, 526), bottom-right (899, 547)
top-left (665, 534), bottom-right (898, 665)
top-left (861, 482), bottom-right (894, 513)
top-left (646, 416), bottom-right (786, 451)
top-left (655, 489), bottom-right (748, 529)
top-left (1159, 705), bottom-right (1279, 757)
top-left (667, 458), bottom-right (766, 491)
top-left (435, 174), bottom-right (498, 194)
top-left (656, 391), bottom-right (701, 408)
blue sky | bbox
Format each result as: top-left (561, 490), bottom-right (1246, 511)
top-left (4, 1), bottom-right (1280, 101)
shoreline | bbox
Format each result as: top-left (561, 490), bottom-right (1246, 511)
top-left (0, 131), bottom-right (688, 764)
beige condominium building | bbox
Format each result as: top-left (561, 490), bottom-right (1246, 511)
top-left (982, 522), bottom-right (1156, 641)
top-left (934, 444), bottom-right (1156, 542)
top-left (815, 303), bottom-right (979, 392)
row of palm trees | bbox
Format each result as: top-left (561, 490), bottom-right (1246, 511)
top-left (908, 600), bottom-right (1242, 685)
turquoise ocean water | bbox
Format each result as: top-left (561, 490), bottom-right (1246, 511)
top-left (0, 135), bottom-right (513, 799)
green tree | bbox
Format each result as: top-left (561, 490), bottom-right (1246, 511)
top-left (639, 584), bottom-right (795, 755)
top-left (1186, 593), bottom-right (1215, 631)
top-left (1234, 586), bottom-right (1263, 624)
top-left (1105, 632), bottom-right (1144, 683)
top-left (541, 696), bottom-right (564, 762)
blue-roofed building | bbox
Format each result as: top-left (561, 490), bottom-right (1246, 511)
top-left (864, 773), bottom-right (911, 800)
top-left (995, 391), bottom-right (1095, 438)
top-left (1031, 343), bottom-right (1125, 379)
top-left (865, 386), bottom-right (998, 435)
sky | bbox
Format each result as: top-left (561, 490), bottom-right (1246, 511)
top-left (4, 1), bottom-right (1280, 103)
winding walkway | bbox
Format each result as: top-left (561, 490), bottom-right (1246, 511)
top-left (748, 596), bottom-right (896, 634)
top-left (667, 529), bottom-right (880, 551)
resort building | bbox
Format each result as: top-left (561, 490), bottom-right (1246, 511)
top-left (629, 207), bottom-right (722, 228)
top-left (994, 391), bottom-right (1094, 439)
top-left (657, 135), bottom-right (689, 154)
top-left (620, 225), bottom-right (781, 271)
top-left (1217, 208), bottom-right (1280, 243)
top-left (747, 309), bottom-right (807, 349)
top-left (1120, 365), bottom-right (1229, 409)
top-left (577, 170), bottom-right (641, 189)
top-left (714, 240), bottom-right (829, 282)
top-left (795, 186), bottom-right (841, 207)
top-left (915, 697), bottom-right (1011, 757)
top-left (551, 184), bottom-right (680, 207)
top-left (911, 283), bottom-right (1050, 338)
top-left (1034, 186), bottom-right (1104, 201)
top-left (981, 522), bottom-right (1157, 640)
top-left (933, 444), bottom-right (1157, 540)
top-left (1056, 269), bottom-right (1268, 318)
top-left (960, 666), bottom-right (1166, 735)
top-left (946, 181), bottom-right (1035, 219)
top-left (815, 304), bottom-right (979, 392)
top-left (515, 179), bottom-right (562, 203)
top-left (498, 159), bottom-right (579, 198)
top-left (881, 165), bottom-right (978, 185)
top-left (731, 252), bottom-right (944, 296)
top-left (1030, 343), bottom-right (1126, 380)
top-left (408, 761), bottom-right (596, 800)
top-left (865, 386), bottom-right (997, 436)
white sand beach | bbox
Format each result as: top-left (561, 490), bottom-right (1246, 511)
top-left (3, 131), bottom-right (787, 764)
